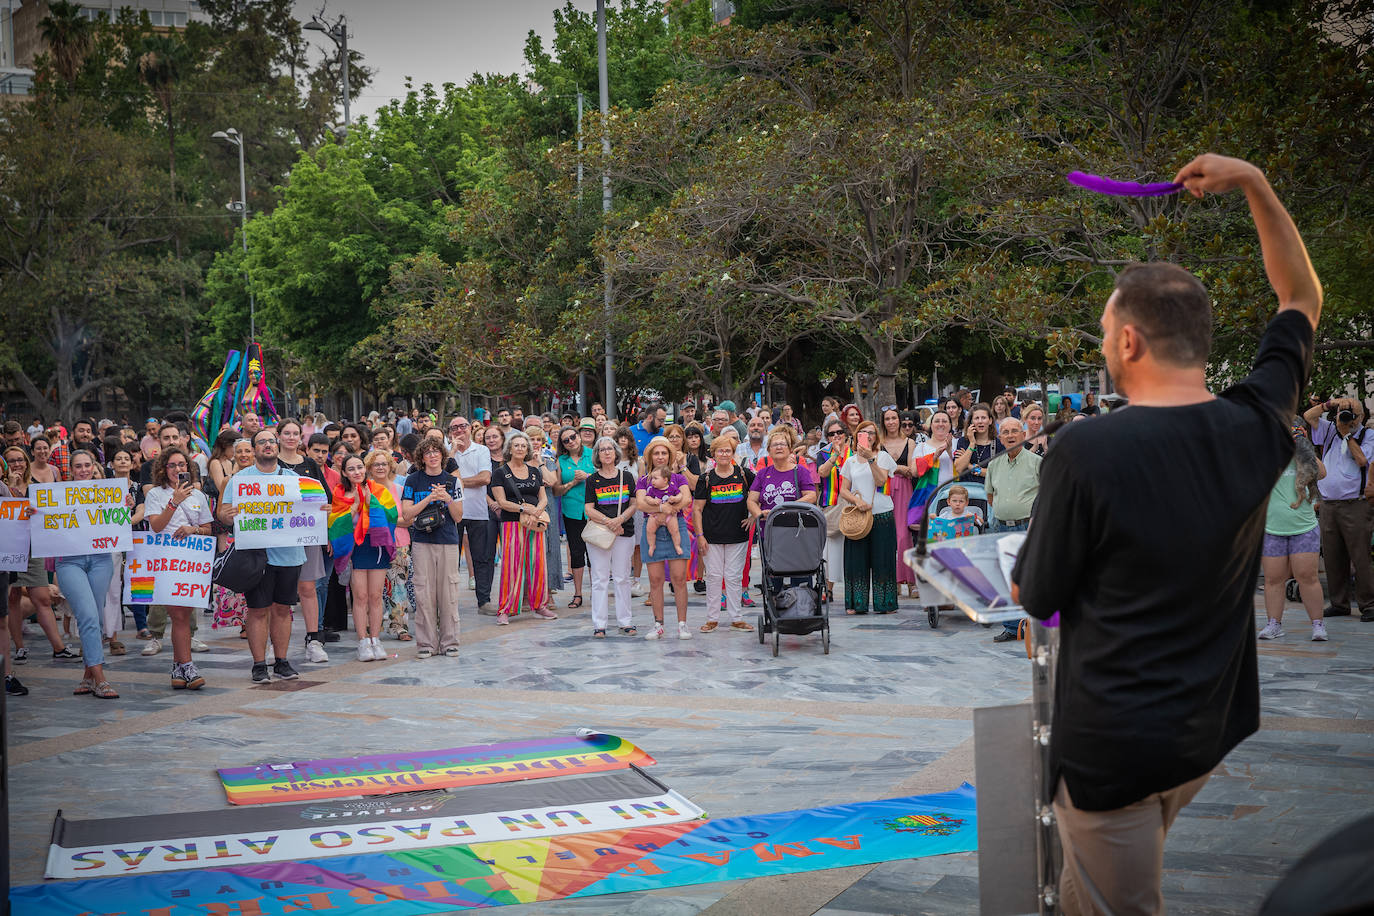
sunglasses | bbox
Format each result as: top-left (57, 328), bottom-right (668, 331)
top-left (827, 430), bottom-right (845, 438)
top-left (561, 436), bottom-right (576, 444)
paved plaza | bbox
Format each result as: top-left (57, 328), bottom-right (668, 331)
top-left (5, 572), bottom-right (1372, 915)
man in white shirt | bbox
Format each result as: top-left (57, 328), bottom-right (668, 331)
top-left (1303, 396), bottom-right (1374, 619)
top-left (450, 417), bottom-right (497, 613)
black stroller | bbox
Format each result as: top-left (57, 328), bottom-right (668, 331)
top-left (756, 501), bottom-right (831, 656)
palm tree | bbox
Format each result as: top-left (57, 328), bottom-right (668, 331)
top-left (39, 1), bottom-right (93, 85)
top-left (136, 33), bottom-right (192, 193)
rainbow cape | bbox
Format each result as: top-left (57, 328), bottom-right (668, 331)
top-left (329, 480), bottom-right (398, 572)
top-left (906, 445), bottom-right (943, 528)
top-left (819, 445), bottom-right (849, 507)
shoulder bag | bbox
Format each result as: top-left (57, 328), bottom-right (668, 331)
top-left (581, 471), bottom-right (627, 551)
top-left (211, 467), bottom-right (279, 594)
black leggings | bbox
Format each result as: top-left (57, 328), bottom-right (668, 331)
top-left (564, 516), bottom-right (588, 570)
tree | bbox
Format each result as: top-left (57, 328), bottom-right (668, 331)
top-left (0, 100), bottom-right (200, 425)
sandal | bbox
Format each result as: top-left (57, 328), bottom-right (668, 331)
top-left (108, 639), bottom-right (126, 656)
top-left (619, 626), bottom-right (637, 636)
top-left (73, 678), bottom-right (95, 695)
top-left (91, 681), bottom-right (119, 699)
top-left (396, 631), bottom-right (413, 641)
top-left (568, 595), bottom-right (583, 609)
top-left (593, 629), bottom-right (606, 639)
top-left (846, 608), bottom-right (869, 616)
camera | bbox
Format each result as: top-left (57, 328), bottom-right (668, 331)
top-left (1338, 408), bottom-right (1356, 424)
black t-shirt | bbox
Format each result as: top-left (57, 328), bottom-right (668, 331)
top-left (402, 470), bottom-right (460, 545)
top-left (584, 470), bottom-right (636, 539)
top-left (954, 437), bottom-right (1002, 483)
top-left (693, 466), bottom-right (754, 545)
top-left (493, 464), bottom-right (542, 523)
top-left (1012, 310), bottom-right (1312, 811)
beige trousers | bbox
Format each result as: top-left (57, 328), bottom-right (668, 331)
top-left (1053, 771), bottom-right (1210, 915)
top-left (410, 541), bottom-right (461, 652)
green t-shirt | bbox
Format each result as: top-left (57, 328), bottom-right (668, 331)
top-left (557, 450), bottom-right (596, 519)
top-left (1265, 458), bottom-right (1317, 536)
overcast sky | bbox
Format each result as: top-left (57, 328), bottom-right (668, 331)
top-left (292, 0), bottom-right (599, 120)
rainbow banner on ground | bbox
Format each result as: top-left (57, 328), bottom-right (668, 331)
top-left (15, 786), bottom-right (976, 916)
top-left (217, 733), bottom-right (657, 806)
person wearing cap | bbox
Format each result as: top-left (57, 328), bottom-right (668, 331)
top-left (717, 401), bottom-right (748, 440)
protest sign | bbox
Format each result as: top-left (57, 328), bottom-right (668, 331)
top-left (0, 497), bottom-right (31, 571)
top-left (231, 475), bottom-right (328, 549)
top-left (121, 532), bottom-right (216, 609)
top-left (28, 480), bottom-right (133, 557)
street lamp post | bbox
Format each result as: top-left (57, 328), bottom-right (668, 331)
top-left (211, 128), bottom-right (254, 343)
top-left (596, 0), bottom-right (615, 419)
top-left (305, 14), bottom-right (350, 130)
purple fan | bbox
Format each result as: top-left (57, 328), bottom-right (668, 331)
top-left (1067, 171), bottom-right (1183, 197)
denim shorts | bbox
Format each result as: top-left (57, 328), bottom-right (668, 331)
top-left (1261, 526), bottom-right (1320, 558)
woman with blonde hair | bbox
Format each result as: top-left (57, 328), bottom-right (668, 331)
top-left (636, 436), bottom-right (693, 640)
top-left (365, 449), bottom-right (414, 644)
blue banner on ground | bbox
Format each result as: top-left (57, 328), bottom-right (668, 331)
top-left (13, 785), bottom-right (976, 914)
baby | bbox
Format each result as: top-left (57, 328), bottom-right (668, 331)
top-left (937, 485), bottom-right (983, 525)
top-left (644, 467), bottom-right (686, 557)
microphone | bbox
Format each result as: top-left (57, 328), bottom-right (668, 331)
top-left (913, 419), bottom-right (1072, 559)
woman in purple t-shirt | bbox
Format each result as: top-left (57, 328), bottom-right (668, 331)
top-left (747, 429), bottom-right (818, 592)
top-left (636, 436), bottom-right (693, 641)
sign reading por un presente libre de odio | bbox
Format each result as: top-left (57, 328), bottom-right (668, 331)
top-left (231, 476), bottom-right (329, 549)
top-left (122, 532), bottom-right (216, 609)
top-left (27, 480), bottom-right (133, 557)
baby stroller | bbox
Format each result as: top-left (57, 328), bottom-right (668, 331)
top-left (756, 501), bottom-right (830, 657)
top-left (921, 480), bottom-right (988, 629)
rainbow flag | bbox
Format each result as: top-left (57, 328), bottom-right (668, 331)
top-left (906, 447), bottom-right (942, 528)
top-left (129, 577), bottom-right (155, 603)
top-left (217, 732), bottom-right (657, 806)
top-left (329, 481), bottom-right (398, 571)
top-left (297, 477), bottom-right (327, 502)
top-left (819, 446), bottom-right (849, 507)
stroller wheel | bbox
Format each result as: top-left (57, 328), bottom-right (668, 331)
top-left (927, 607), bottom-right (939, 629)
top-left (822, 622), bottom-right (830, 654)
top-left (1285, 577), bottom-right (1300, 603)
top-left (757, 614), bottom-right (765, 644)
top-left (772, 626), bottom-right (780, 658)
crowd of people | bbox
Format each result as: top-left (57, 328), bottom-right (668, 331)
top-left (1, 379), bottom-right (1370, 698)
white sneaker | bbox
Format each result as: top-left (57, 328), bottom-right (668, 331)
top-left (630, 581), bottom-right (645, 598)
top-left (141, 637), bottom-right (162, 656)
top-left (357, 642), bottom-right (374, 662)
top-left (370, 637), bottom-right (387, 660)
top-left (644, 622), bottom-right (665, 640)
top-left (1257, 620), bottom-right (1284, 640)
top-left (1311, 620), bottom-right (1328, 641)
top-left (305, 639), bottom-right (328, 664)
top-left (677, 621), bottom-right (693, 640)
top-left (190, 637), bottom-right (209, 653)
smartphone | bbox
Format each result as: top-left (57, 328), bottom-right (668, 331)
top-left (178, 472), bottom-right (190, 486)
top-left (857, 431), bottom-right (873, 449)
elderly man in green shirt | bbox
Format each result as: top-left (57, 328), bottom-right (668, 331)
top-left (987, 416), bottom-right (1042, 642)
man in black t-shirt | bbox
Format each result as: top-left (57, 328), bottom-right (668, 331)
top-left (1011, 154), bottom-right (1322, 915)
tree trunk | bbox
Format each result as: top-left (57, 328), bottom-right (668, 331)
top-left (871, 337), bottom-right (899, 415)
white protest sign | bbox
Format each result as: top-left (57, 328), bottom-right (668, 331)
top-left (28, 480), bottom-right (133, 557)
top-left (231, 475), bottom-right (328, 549)
top-left (0, 498), bottom-right (31, 572)
top-left (122, 532), bottom-right (216, 608)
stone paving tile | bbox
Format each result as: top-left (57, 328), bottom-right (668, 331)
top-left (5, 589), bottom-right (1373, 915)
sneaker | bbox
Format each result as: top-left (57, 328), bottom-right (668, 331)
top-left (305, 639), bottom-right (328, 664)
top-left (693, 579), bottom-right (706, 593)
top-left (1324, 605), bottom-right (1352, 618)
top-left (372, 637), bottom-right (388, 660)
top-left (534, 607), bottom-right (558, 619)
top-left (319, 629), bottom-right (342, 642)
top-left (477, 603), bottom-right (498, 616)
top-left (729, 619), bottom-right (756, 632)
top-left (630, 581), bottom-right (645, 598)
top-left (181, 662), bottom-right (205, 690)
top-left (644, 622), bottom-right (665, 640)
top-left (992, 630), bottom-right (1018, 643)
top-left (272, 659), bottom-right (300, 681)
top-left (357, 642), bottom-right (374, 662)
top-left (140, 638), bottom-right (162, 657)
top-left (443, 646), bottom-right (461, 657)
top-left (13, 647), bottom-right (27, 663)
top-left (251, 662), bottom-right (271, 684)
top-left (1311, 620), bottom-right (1328, 641)
top-left (677, 621), bottom-right (693, 640)
top-left (171, 663), bottom-right (188, 689)
top-left (6, 675), bottom-right (28, 696)
top-left (137, 628), bottom-right (152, 639)
top-left (741, 592), bottom-right (755, 607)
top-left (190, 637), bottom-right (209, 653)
top-left (416, 648), bottom-right (434, 659)
top-left (53, 645), bottom-right (82, 659)
top-left (1257, 620), bottom-right (1284, 640)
